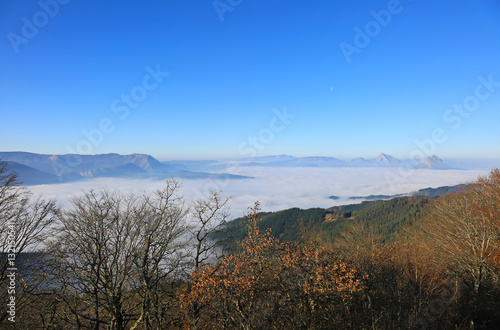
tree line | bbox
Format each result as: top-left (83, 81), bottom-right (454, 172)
top-left (1, 160), bottom-right (499, 329)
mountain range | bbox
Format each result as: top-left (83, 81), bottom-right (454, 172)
top-left (0, 152), bottom-right (452, 186)
top-left (0, 152), bottom-right (250, 185)
top-left (232, 153), bottom-right (449, 169)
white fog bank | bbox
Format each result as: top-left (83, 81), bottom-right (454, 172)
top-left (28, 167), bottom-right (491, 219)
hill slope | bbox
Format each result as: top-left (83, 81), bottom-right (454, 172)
top-left (215, 196), bottom-right (433, 252)
top-left (4, 161), bottom-right (59, 185)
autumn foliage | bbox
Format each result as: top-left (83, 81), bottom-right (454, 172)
top-left (418, 169), bottom-right (500, 327)
top-left (180, 202), bottom-right (364, 329)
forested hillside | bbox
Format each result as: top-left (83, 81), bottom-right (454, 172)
top-left (215, 196), bottom-right (432, 252)
top-left (324, 196), bottom-right (431, 242)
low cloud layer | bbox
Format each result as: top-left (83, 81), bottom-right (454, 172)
top-left (27, 167), bottom-right (490, 220)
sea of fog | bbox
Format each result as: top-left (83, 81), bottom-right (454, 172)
top-left (28, 167), bottom-right (490, 220)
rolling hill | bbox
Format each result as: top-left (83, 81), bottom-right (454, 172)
top-left (213, 182), bottom-right (467, 253)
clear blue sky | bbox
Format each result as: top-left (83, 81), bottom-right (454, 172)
top-left (1, 0), bottom-right (499, 160)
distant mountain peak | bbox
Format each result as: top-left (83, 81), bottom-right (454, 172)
top-left (417, 155), bottom-right (449, 169)
top-left (376, 153), bottom-right (393, 160)
top-left (374, 153), bottom-right (400, 166)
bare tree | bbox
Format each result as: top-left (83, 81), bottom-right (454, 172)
top-left (190, 189), bottom-right (231, 269)
top-left (184, 190), bottom-right (231, 329)
top-left (130, 180), bottom-right (189, 330)
top-left (49, 189), bottom-right (140, 329)
top-left (423, 169), bottom-right (500, 328)
top-left (50, 180), bottom-right (191, 329)
top-left (0, 160), bottom-right (59, 324)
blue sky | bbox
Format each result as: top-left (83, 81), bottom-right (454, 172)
top-left (1, 0), bottom-right (499, 160)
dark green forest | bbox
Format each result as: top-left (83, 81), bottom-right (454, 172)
top-left (215, 196), bottom-right (432, 251)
